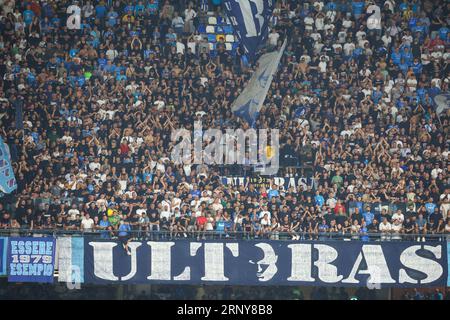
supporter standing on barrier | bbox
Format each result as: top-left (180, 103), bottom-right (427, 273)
top-left (118, 220), bottom-right (132, 255)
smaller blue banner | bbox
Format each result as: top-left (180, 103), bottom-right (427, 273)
top-left (0, 237), bottom-right (7, 275)
top-left (8, 237), bottom-right (56, 283)
top-left (447, 242), bottom-right (450, 287)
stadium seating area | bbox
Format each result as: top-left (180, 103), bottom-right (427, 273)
top-left (198, 13), bottom-right (240, 56)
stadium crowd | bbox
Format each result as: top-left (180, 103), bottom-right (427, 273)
top-left (0, 0), bottom-right (449, 240)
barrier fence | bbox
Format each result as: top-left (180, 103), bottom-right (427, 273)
top-left (0, 228), bottom-right (448, 241)
top-left (0, 233), bottom-right (449, 287)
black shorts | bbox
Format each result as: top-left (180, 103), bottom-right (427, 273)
top-left (119, 235), bottom-right (130, 245)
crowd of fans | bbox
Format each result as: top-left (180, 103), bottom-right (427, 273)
top-left (0, 0), bottom-right (448, 240)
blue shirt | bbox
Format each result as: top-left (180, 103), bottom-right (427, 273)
top-left (268, 188), bottom-right (279, 200)
top-left (363, 211), bottom-right (374, 226)
top-left (416, 87), bottom-right (426, 99)
top-left (325, 2), bottom-right (337, 11)
top-left (408, 17), bottom-right (417, 29)
top-left (315, 195), bottom-right (325, 207)
top-left (351, 2), bottom-right (365, 16)
top-left (143, 172), bottom-right (152, 183)
top-left (124, 5), bottom-right (135, 14)
top-left (99, 220), bottom-right (111, 238)
top-left (190, 189), bottom-right (201, 198)
top-left (95, 5), bottom-right (107, 19)
top-left (411, 62), bottom-right (422, 75)
top-left (97, 57), bottom-right (107, 69)
top-left (425, 202), bottom-right (436, 215)
top-left (439, 27), bottom-right (448, 41)
top-left (353, 47), bottom-right (363, 57)
top-left (391, 51), bottom-right (402, 65)
top-left (412, 25), bottom-right (425, 35)
top-left (116, 74), bottom-right (127, 81)
top-left (69, 49), bottom-right (79, 58)
top-left (216, 220), bottom-right (225, 232)
top-left (103, 64), bottom-right (116, 74)
top-left (165, 33), bottom-right (177, 46)
top-left (355, 202), bottom-right (364, 213)
top-left (107, 11), bottom-right (118, 26)
top-left (360, 226), bottom-right (369, 241)
top-left (118, 223), bottom-right (131, 237)
top-left (401, 51), bottom-right (413, 64)
top-left (23, 10), bottom-right (35, 25)
top-left (77, 76), bottom-right (86, 87)
top-left (135, 4), bottom-right (145, 14)
top-left (147, 1), bottom-right (159, 14)
top-left (399, 3), bottom-right (409, 11)
top-left (372, 90), bottom-right (382, 104)
top-left (399, 62), bottom-right (409, 74)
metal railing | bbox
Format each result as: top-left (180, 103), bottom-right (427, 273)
top-left (0, 228), bottom-right (448, 242)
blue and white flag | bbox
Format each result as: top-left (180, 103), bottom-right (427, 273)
top-left (434, 93), bottom-right (450, 116)
top-left (56, 237), bottom-right (84, 284)
top-left (232, 39), bottom-right (286, 124)
top-left (223, 0), bottom-right (274, 60)
top-left (0, 136), bottom-right (17, 194)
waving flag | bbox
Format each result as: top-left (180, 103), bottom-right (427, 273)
top-left (223, 0), bottom-right (274, 61)
top-left (232, 39), bottom-right (286, 124)
top-left (0, 136), bottom-right (17, 194)
top-left (434, 94), bottom-right (450, 116)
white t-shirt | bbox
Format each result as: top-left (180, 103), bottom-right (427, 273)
top-left (89, 162), bottom-right (101, 171)
top-left (184, 8), bottom-right (196, 21)
top-left (268, 32), bottom-right (280, 46)
top-left (176, 41), bottom-right (185, 54)
top-left (160, 210), bottom-right (172, 221)
top-left (304, 17), bottom-right (314, 30)
top-left (106, 49), bottom-right (118, 61)
top-left (326, 198), bottom-right (337, 209)
top-left (391, 222), bottom-right (403, 233)
top-left (382, 35), bottom-right (392, 47)
top-left (342, 19), bottom-right (352, 29)
top-left (259, 210), bottom-right (271, 220)
top-left (211, 202), bottom-right (223, 212)
top-left (431, 168), bottom-right (443, 179)
top-left (343, 42), bottom-right (355, 56)
top-left (315, 17), bottom-right (325, 30)
top-left (319, 60), bottom-right (327, 73)
top-left (379, 222), bottom-right (392, 232)
top-left (391, 212), bottom-right (405, 224)
top-left (161, 200), bottom-right (171, 212)
top-left (68, 208), bottom-right (80, 219)
top-left (81, 217), bottom-right (95, 230)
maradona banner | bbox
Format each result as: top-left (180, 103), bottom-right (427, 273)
top-left (79, 239), bottom-right (448, 287)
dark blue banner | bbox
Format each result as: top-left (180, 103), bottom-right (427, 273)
top-left (221, 176), bottom-right (314, 190)
top-left (14, 98), bottom-right (24, 130)
top-left (83, 239), bottom-right (448, 287)
top-left (0, 237), bottom-right (6, 276)
top-left (8, 237), bottom-right (56, 283)
top-left (223, 0), bottom-right (274, 60)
